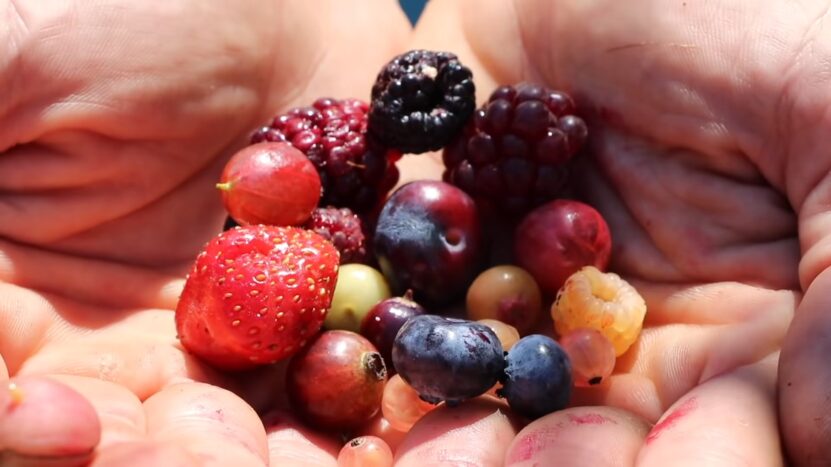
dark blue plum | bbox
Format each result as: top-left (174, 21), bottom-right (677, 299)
top-left (373, 180), bottom-right (482, 305)
top-left (499, 334), bottom-right (572, 420)
top-left (392, 314), bottom-right (505, 405)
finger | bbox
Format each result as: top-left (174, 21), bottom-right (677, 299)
top-left (570, 280), bottom-right (793, 422)
top-left (46, 375), bottom-right (146, 449)
top-left (0, 283), bottom-right (55, 375)
top-left (0, 354), bottom-right (7, 380)
top-left (0, 376), bottom-right (100, 460)
top-left (637, 355), bottom-right (782, 467)
top-left (143, 382), bottom-right (268, 466)
top-left (18, 308), bottom-right (287, 409)
top-left (263, 411), bottom-right (339, 467)
top-left (395, 398), bottom-right (518, 467)
top-left (18, 332), bottom-right (223, 401)
top-left (91, 442), bottom-right (199, 467)
top-left (228, 360), bottom-right (291, 414)
top-left (504, 406), bottom-right (648, 467)
top-left (0, 238), bottom-right (183, 310)
top-left (779, 267), bottom-right (831, 465)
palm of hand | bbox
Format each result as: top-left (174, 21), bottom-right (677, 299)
top-left (3, 0), bottom-right (830, 465)
top-left (0, 1), bottom-right (408, 465)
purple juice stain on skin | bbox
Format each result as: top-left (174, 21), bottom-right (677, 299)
top-left (567, 413), bottom-right (615, 425)
top-left (507, 412), bottom-right (616, 463)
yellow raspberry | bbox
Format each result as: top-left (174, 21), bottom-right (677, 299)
top-left (551, 266), bottom-right (646, 356)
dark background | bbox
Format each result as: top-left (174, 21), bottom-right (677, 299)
top-left (400, 0), bottom-right (428, 24)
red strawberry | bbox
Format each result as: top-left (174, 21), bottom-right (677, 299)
top-left (175, 225), bottom-right (340, 370)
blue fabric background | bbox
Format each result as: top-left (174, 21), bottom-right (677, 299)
top-left (400, 0), bottom-right (428, 24)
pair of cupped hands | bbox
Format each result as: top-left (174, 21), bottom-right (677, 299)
top-left (1, 0), bottom-right (829, 465)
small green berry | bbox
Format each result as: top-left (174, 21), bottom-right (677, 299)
top-left (326, 264), bottom-right (391, 332)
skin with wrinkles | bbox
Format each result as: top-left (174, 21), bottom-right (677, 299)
top-left (0, 0), bottom-right (830, 465)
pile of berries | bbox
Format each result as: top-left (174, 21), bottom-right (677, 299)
top-left (174, 49), bottom-right (648, 465)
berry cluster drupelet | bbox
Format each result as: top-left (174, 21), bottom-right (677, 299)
top-left (443, 83), bottom-right (588, 216)
top-left (369, 49), bottom-right (476, 154)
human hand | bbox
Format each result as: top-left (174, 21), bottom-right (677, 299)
top-left (5, 0), bottom-right (829, 465)
top-left (0, 1), bottom-right (410, 465)
top-left (389, 0), bottom-right (831, 464)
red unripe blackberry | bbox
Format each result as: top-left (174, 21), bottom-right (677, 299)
top-left (442, 84), bottom-right (588, 216)
top-left (251, 98), bottom-right (400, 214)
top-left (303, 206), bottom-right (369, 265)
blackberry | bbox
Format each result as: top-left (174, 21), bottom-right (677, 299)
top-left (303, 206), bottom-right (369, 264)
top-left (369, 50), bottom-right (476, 154)
top-left (442, 83), bottom-right (588, 216)
top-left (251, 98), bottom-right (400, 214)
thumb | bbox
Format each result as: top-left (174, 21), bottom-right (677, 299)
top-left (779, 173), bottom-right (831, 465)
top-left (779, 268), bottom-right (831, 465)
top-left (0, 376), bottom-right (101, 464)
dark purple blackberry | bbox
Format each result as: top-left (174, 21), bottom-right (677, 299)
top-left (442, 83), bottom-right (588, 216)
top-left (369, 50), bottom-right (476, 154)
top-left (250, 98), bottom-right (401, 214)
top-left (303, 206), bottom-right (369, 264)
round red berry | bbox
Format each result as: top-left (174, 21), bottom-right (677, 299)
top-left (217, 142), bottom-right (321, 226)
top-left (287, 330), bottom-right (387, 430)
top-left (514, 200), bottom-right (611, 295)
top-left (251, 98), bottom-right (399, 214)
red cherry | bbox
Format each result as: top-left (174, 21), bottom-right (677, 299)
top-left (514, 200), bottom-right (611, 295)
top-left (360, 292), bottom-right (427, 371)
top-left (218, 142), bottom-right (321, 226)
top-left (287, 330), bottom-right (387, 430)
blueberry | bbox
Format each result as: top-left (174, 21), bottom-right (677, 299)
top-left (392, 315), bottom-right (505, 405)
top-left (499, 334), bottom-right (572, 419)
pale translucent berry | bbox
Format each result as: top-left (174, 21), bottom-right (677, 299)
top-left (559, 328), bottom-right (616, 387)
top-left (381, 374), bottom-right (436, 431)
top-left (467, 265), bottom-right (542, 335)
top-left (552, 266), bottom-right (646, 356)
top-left (326, 264), bottom-right (391, 332)
top-left (338, 436), bottom-right (393, 467)
top-left (477, 319), bottom-right (520, 351)
top-left (357, 415), bottom-right (407, 452)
